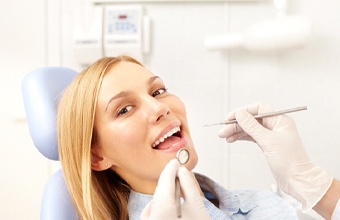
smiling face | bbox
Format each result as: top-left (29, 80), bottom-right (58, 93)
top-left (91, 61), bottom-right (198, 194)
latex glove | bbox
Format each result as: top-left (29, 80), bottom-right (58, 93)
top-left (218, 102), bottom-right (332, 211)
top-left (141, 159), bottom-right (211, 220)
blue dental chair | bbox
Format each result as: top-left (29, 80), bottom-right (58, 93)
top-left (22, 67), bottom-right (79, 219)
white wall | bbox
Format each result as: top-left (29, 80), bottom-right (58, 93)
top-left (226, 0), bottom-right (340, 188)
top-left (0, 0), bottom-right (49, 219)
top-left (1, 0), bottom-right (340, 219)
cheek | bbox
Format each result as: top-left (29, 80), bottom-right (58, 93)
top-left (183, 138), bottom-right (198, 171)
top-left (169, 96), bottom-right (198, 168)
top-left (99, 122), bottom-right (145, 158)
top-left (170, 96), bottom-right (188, 119)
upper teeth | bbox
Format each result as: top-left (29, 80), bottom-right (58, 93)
top-left (152, 126), bottom-right (180, 148)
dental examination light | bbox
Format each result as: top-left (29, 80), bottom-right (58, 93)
top-left (205, 0), bottom-right (312, 52)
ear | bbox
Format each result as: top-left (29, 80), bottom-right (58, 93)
top-left (91, 148), bottom-right (108, 171)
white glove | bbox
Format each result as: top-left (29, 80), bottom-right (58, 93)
top-left (141, 159), bottom-right (211, 220)
top-left (218, 102), bottom-right (333, 211)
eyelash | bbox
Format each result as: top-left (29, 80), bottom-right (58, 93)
top-left (116, 87), bottom-right (168, 117)
top-left (152, 87), bottom-right (167, 97)
top-left (117, 106), bottom-right (133, 116)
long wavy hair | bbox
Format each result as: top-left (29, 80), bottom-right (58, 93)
top-left (58, 56), bottom-right (143, 220)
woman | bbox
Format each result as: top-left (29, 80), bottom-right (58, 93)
top-left (57, 56), bottom-right (297, 219)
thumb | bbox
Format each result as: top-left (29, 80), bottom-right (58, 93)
top-left (235, 109), bottom-right (269, 143)
top-left (178, 166), bottom-right (201, 204)
top-left (140, 201), bottom-right (152, 219)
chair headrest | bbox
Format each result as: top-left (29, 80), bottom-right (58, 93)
top-left (22, 67), bottom-right (77, 160)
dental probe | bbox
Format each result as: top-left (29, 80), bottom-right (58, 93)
top-left (175, 149), bottom-right (190, 218)
top-left (204, 106), bottom-right (307, 127)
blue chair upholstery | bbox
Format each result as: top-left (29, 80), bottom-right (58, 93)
top-left (22, 67), bottom-right (78, 220)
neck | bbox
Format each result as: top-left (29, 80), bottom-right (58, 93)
top-left (124, 170), bottom-right (204, 196)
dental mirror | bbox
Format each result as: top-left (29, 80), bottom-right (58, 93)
top-left (175, 148), bottom-right (190, 218)
top-left (176, 148), bottom-right (189, 165)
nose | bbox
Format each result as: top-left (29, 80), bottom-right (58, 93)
top-left (143, 96), bottom-right (170, 124)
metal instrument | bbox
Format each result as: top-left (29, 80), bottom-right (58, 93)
top-left (204, 106), bottom-right (307, 127)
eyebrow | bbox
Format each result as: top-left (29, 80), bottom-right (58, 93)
top-left (105, 76), bottom-right (161, 112)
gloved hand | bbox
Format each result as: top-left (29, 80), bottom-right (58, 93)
top-left (141, 159), bottom-right (211, 220)
top-left (218, 102), bottom-right (333, 211)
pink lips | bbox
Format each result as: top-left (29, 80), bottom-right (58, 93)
top-left (156, 137), bottom-right (186, 153)
top-left (152, 121), bottom-right (186, 152)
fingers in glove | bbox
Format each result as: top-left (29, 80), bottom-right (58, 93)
top-left (218, 117), bottom-right (257, 142)
top-left (154, 159), bottom-right (180, 202)
top-left (140, 201), bottom-right (153, 219)
top-left (218, 122), bottom-right (242, 138)
top-left (226, 131), bottom-right (256, 143)
top-left (226, 102), bottom-right (260, 121)
top-left (177, 166), bottom-right (202, 203)
top-left (227, 102), bottom-right (275, 121)
top-left (221, 102), bottom-right (273, 137)
top-left (234, 109), bottom-right (269, 143)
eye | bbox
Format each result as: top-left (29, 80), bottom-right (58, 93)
top-left (117, 105), bottom-right (133, 116)
top-left (152, 88), bottom-right (167, 97)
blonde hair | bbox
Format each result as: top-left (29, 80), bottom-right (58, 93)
top-left (58, 56), bottom-right (143, 220)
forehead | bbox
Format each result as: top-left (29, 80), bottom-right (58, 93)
top-left (97, 61), bottom-right (156, 104)
top-left (101, 61), bottom-right (154, 89)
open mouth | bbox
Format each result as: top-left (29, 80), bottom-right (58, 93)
top-left (152, 126), bottom-right (182, 149)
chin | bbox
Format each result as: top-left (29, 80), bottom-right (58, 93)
top-left (185, 154), bottom-right (198, 171)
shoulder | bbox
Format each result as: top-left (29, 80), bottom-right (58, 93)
top-left (194, 173), bottom-right (298, 219)
top-left (232, 189), bottom-right (298, 219)
top-left (234, 188), bottom-right (282, 201)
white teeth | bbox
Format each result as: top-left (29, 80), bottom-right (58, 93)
top-left (152, 126), bottom-right (180, 148)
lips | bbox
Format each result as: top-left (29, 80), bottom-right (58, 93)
top-left (152, 126), bottom-right (181, 149)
